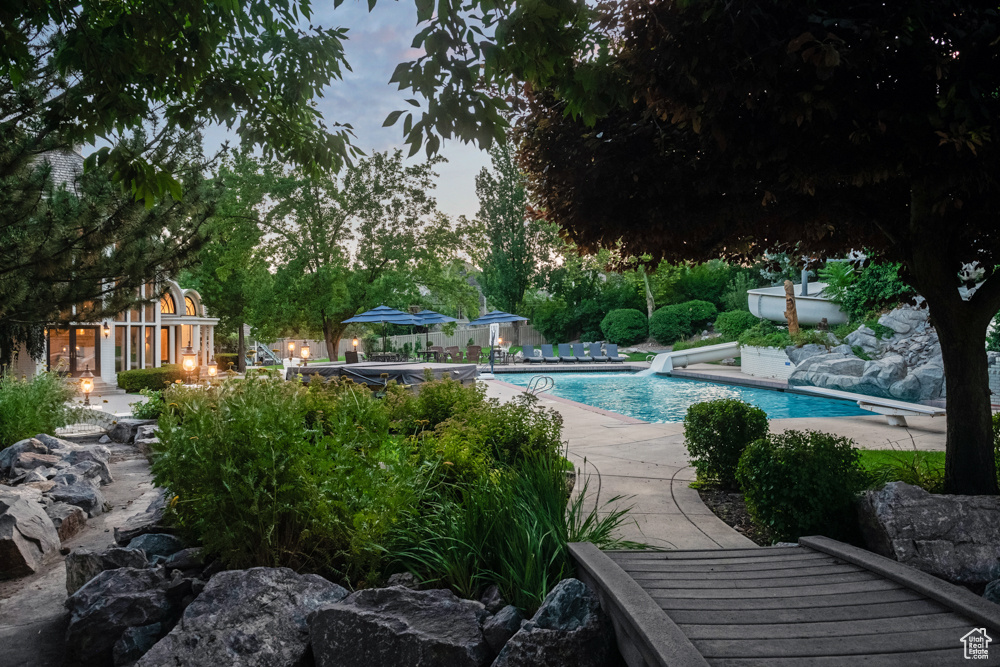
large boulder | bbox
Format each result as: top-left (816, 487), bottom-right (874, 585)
top-left (310, 587), bottom-right (490, 667)
top-left (0, 489), bottom-right (60, 577)
top-left (46, 477), bottom-right (110, 517)
top-left (129, 533), bottom-right (185, 561)
top-left (784, 344), bottom-right (829, 366)
top-left (483, 605), bottom-right (524, 655)
top-left (846, 326), bottom-right (882, 355)
top-left (65, 546), bottom-right (150, 595)
top-left (911, 363), bottom-right (945, 400)
top-left (862, 354), bottom-right (907, 391)
top-left (10, 450), bottom-right (61, 473)
top-left (0, 438), bottom-right (50, 475)
top-left (116, 489), bottom-right (170, 545)
top-left (108, 419), bottom-right (155, 444)
top-left (492, 579), bottom-right (616, 667)
top-left (62, 448), bottom-right (114, 485)
top-left (858, 482), bottom-right (1000, 585)
top-left (137, 567), bottom-right (348, 667)
top-left (46, 502), bottom-right (88, 542)
top-left (65, 567), bottom-right (179, 665)
top-left (35, 433), bottom-right (87, 453)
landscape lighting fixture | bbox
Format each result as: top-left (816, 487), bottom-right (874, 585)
top-left (352, 337), bottom-right (359, 352)
top-left (80, 366), bottom-right (94, 406)
top-left (287, 340), bottom-right (295, 359)
top-left (207, 359), bottom-right (217, 382)
top-left (102, 322), bottom-right (110, 338)
top-left (300, 341), bottom-right (310, 367)
top-left (181, 345), bottom-right (197, 384)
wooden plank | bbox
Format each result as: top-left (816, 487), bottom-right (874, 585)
top-left (611, 552), bottom-right (834, 568)
top-left (679, 612), bottom-right (969, 639)
top-left (624, 563), bottom-right (862, 580)
top-left (640, 578), bottom-right (902, 598)
top-left (654, 588), bottom-right (924, 611)
top-left (665, 599), bottom-right (951, 625)
top-left (614, 558), bottom-right (845, 574)
top-left (608, 547), bottom-right (805, 560)
top-left (626, 571), bottom-right (879, 589)
top-left (568, 542), bottom-right (709, 667)
top-left (693, 628), bottom-right (962, 658)
top-left (709, 649), bottom-right (963, 667)
top-left (800, 536), bottom-right (1000, 632)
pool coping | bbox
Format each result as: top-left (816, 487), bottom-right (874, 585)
top-left (488, 378), bottom-right (647, 424)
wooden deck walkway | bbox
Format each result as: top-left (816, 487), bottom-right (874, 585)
top-left (571, 536), bottom-right (1000, 666)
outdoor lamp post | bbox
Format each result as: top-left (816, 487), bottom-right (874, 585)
top-left (352, 337), bottom-right (359, 352)
top-left (102, 322), bottom-right (110, 339)
top-left (181, 345), bottom-right (197, 384)
top-left (79, 366), bottom-right (94, 406)
top-left (287, 340), bottom-right (295, 360)
top-left (207, 359), bottom-right (217, 385)
top-left (300, 341), bottom-right (310, 367)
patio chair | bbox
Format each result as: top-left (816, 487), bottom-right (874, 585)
top-left (445, 346), bottom-right (463, 362)
top-left (539, 344), bottom-right (560, 363)
top-left (427, 345), bottom-right (445, 362)
top-left (605, 343), bottom-right (629, 362)
top-left (522, 345), bottom-right (544, 363)
top-left (344, 351), bottom-right (359, 364)
top-left (558, 343), bottom-right (581, 362)
top-left (588, 343), bottom-right (609, 362)
top-left (571, 343), bottom-right (589, 362)
top-left (466, 345), bottom-right (482, 364)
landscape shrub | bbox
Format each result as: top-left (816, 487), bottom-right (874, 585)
top-left (720, 273), bottom-right (761, 312)
top-left (389, 455), bottom-right (642, 614)
top-left (713, 310), bottom-right (760, 340)
top-left (600, 309), bottom-right (648, 346)
top-left (215, 353), bottom-right (239, 371)
top-left (862, 449), bottom-right (945, 493)
top-left (736, 430), bottom-right (868, 542)
top-left (117, 365), bottom-right (186, 392)
top-left (581, 329), bottom-right (603, 343)
top-left (0, 371), bottom-right (75, 448)
top-left (684, 399), bottom-right (768, 488)
top-left (686, 300), bottom-right (718, 328)
top-left (130, 389), bottom-right (166, 420)
top-left (737, 320), bottom-right (792, 349)
top-left (839, 261), bottom-right (915, 322)
top-left (672, 337), bottom-right (724, 352)
top-left (649, 304), bottom-right (692, 344)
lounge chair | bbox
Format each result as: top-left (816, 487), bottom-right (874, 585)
top-left (427, 346), bottom-right (445, 362)
top-left (588, 343), bottom-right (609, 362)
top-left (522, 345), bottom-right (544, 363)
top-left (571, 343), bottom-right (589, 362)
top-left (445, 346), bottom-right (463, 362)
top-left (605, 344), bottom-right (629, 362)
top-left (558, 343), bottom-right (580, 362)
top-left (539, 344), bottom-right (560, 363)
top-left (344, 351), bottom-right (359, 364)
top-left (466, 345), bottom-right (482, 364)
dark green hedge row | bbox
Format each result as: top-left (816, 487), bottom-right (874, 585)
top-left (216, 353), bottom-right (240, 371)
top-left (117, 365), bottom-right (189, 392)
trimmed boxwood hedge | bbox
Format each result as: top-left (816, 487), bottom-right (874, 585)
top-left (117, 365), bottom-right (188, 392)
top-left (600, 309), bottom-right (648, 345)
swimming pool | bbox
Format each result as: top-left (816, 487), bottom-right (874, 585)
top-left (499, 372), bottom-right (870, 423)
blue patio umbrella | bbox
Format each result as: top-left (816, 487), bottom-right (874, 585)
top-left (342, 306), bottom-right (421, 352)
top-left (466, 310), bottom-right (528, 373)
top-left (414, 309), bottom-right (458, 350)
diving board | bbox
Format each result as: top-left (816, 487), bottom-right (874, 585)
top-left (790, 386), bottom-right (946, 426)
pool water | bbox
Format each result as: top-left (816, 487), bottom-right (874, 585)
top-left (500, 372), bottom-right (870, 423)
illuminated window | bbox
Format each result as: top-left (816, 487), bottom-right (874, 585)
top-left (185, 296), bottom-right (197, 316)
top-left (160, 293), bottom-right (176, 314)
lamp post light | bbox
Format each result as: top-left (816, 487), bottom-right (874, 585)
top-left (300, 341), bottom-right (310, 367)
top-left (79, 365), bottom-right (94, 407)
top-left (207, 359), bottom-right (218, 385)
top-left (181, 345), bottom-right (197, 384)
top-left (102, 322), bottom-right (110, 339)
top-left (352, 338), bottom-right (359, 353)
top-left (287, 340), bottom-right (295, 360)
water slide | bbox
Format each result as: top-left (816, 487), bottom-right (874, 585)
top-left (645, 341), bottom-right (741, 375)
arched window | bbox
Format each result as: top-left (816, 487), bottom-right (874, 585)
top-left (160, 293), bottom-right (176, 314)
top-left (185, 296), bottom-right (197, 316)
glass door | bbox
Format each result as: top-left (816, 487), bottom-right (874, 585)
top-left (49, 327), bottom-right (101, 376)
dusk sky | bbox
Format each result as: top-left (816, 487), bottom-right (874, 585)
top-left (281, 1), bottom-right (490, 220)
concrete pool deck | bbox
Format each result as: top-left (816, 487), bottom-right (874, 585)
top-left (483, 378), bottom-right (946, 551)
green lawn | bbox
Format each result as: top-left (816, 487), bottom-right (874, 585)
top-left (857, 448), bottom-right (945, 471)
top-left (857, 448), bottom-right (945, 492)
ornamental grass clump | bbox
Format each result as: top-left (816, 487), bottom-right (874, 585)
top-left (684, 399), bottom-right (769, 489)
top-left (736, 430), bottom-right (868, 543)
top-left (0, 371), bottom-right (75, 448)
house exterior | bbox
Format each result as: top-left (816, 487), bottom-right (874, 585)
top-left (11, 149), bottom-right (219, 385)
top-left (14, 280), bottom-right (219, 385)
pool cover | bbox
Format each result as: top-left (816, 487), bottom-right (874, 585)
top-left (285, 361), bottom-right (478, 386)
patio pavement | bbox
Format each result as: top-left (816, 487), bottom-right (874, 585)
top-left (483, 378), bottom-right (946, 551)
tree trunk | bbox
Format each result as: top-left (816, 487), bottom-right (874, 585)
top-left (641, 266), bottom-right (655, 319)
top-left (322, 318), bottom-right (345, 362)
top-left (925, 297), bottom-right (998, 495)
top-left (237, 325), bottom-right (246, 373)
